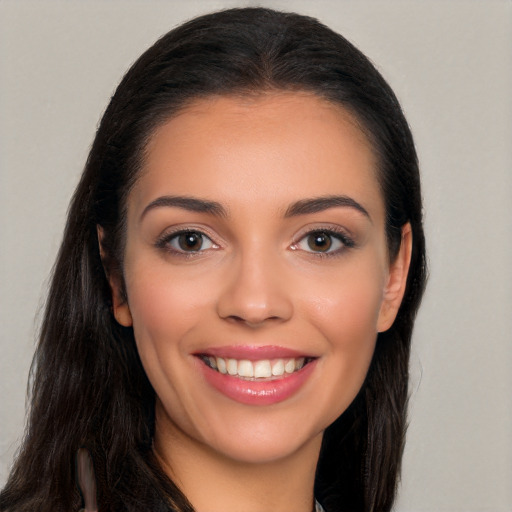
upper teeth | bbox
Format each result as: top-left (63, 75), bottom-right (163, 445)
top-left (204, 356), bottom-right (306, 379)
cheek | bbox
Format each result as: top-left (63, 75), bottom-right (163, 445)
top-left (125, 261), bottom-right (215, 345)
top-left (300, 259), bottom-right (385, 409)
top-left (125, 271), bottom-right (183, 395)
top-left (305, 257), bottom-right (386, 343)
top-left (123, 261), bottom-right (218, 417)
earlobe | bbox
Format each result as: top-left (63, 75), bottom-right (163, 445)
top-left (112, 297), bottom-right (133, 327)
top-left (377, 223), bottom-right (412, 333)
top-left (97, 226), bottom-right (133, 327)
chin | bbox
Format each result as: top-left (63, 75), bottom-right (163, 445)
top-left (207, 423), bottom-right (324, 466)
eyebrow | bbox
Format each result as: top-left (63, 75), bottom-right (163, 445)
top-left (140, 195), bottom-right (227, 220)
top-left (284, 195), bottom-right (371, 220)
top-left (140, 194), bottom-right (370, 222)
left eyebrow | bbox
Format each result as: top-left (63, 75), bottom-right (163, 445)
top-left (284, 195), bottom-right (371, 221)
top-left (140, 195), bottom-right (227, 221)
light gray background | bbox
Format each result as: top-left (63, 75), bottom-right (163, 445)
top-left (1, 1), bottom-right (511, 510)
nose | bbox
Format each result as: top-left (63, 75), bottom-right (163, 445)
top-left (216, 249), bottom-right (293, 327)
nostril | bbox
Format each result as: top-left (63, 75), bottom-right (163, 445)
top-left (225, 314), bottom-right (282, 327)
top-left (216, 273), bottom-right (294, 325)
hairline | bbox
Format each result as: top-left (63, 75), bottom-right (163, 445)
top-left (114, 87), bottom-right (391, 261)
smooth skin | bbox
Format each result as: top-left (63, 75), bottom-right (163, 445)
top-left (104, 92), bottom-right (412, 512)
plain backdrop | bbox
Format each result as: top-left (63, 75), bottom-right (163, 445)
top-left (1, 1), bottom-right (511, 511)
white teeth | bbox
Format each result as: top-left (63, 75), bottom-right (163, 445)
top-left (206, 356), bottom-right (309, 379)
top-left (284, 359), bottom-right (295, 374)
top-left (227, 358), bottom-right (238, 375)
top-left (254, 360), bottom-right (272, 378)
top-left (271, 359), bottom-right (285, 376)
top-left (238, 360), bottom-right (254, 378)
top-left (216, 357), bottom-right (227, 374)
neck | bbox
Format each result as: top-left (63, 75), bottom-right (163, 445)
top-left (153, 407), bottom-right (322, 512)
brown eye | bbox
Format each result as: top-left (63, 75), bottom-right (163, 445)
top-left (307, 232), bottom-right (333, 252)
top-left (292, 229), bottom-right (353, 255)
top-left (164, 230), bottom-right (215, 253)
top-left (178, 232), bottom-right (204, 251)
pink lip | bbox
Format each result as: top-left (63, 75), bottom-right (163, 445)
top-left (196, 355), bottom-right (318, 406)
top-left (196, 344), bottom-right (311, 360)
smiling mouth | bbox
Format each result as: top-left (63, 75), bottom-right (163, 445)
top-left (198, 355), bottom-right (315, 380)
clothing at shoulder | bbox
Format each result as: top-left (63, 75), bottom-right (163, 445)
top-left (315, 500), bottom-right (326, 512)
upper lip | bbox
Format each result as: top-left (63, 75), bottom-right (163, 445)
top-left (194, 345), bottom-right (315, 360)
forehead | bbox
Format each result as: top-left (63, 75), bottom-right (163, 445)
top-left (131, 92), bottom-right (383, 221)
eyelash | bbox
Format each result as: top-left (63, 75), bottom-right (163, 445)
top-left (155, 227), bottom-right (355, 258)
top-left (155, 229), bottom-right (219, 258)
top-left (291, 227), bottom-right (355, 257)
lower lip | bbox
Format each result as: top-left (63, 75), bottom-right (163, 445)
top-left (197, 358), bottom-right (317, 406)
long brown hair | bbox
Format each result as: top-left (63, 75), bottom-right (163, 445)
top-left (0, 8), bottom-right (426, 512)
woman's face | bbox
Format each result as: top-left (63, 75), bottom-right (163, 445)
top-left (111, 92), bottom-right (410, 465)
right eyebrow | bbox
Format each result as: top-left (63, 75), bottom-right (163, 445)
top-left (284, 195), bottom-right (371, 221)
top-left (139, 195), bottom-right (228, 221)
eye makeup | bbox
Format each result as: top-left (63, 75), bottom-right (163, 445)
top-left (290, 224), bottom-right (357, 258)
top-left (153, 222), bottom-right (357, 261)
top-left (154, 225), bottom-right (221, 259)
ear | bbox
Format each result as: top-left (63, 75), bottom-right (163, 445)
top-left (377, 223), bottom-right (412, 333)
top-left (97, 226), bottom-right (133, 327)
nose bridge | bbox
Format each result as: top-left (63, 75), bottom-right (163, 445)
top-left (216, 241), bottom-right (293, 325)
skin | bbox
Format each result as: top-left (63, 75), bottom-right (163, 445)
top-left (106, 92), bottom-right (411, 512)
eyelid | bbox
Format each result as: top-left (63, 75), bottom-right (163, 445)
top-left (155, 225), bottom-right (221, 254)
top-left (290, 225), bottom-right (356, 255)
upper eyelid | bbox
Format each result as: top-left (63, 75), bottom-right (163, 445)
top-left (154, 224), bottom-right (355, 249)
top-left (157, 225), bottom-right (219, 240)
top-left (291, 226), bottom-right (356, 253)
top-left (292, 224), bottom-right (354, 242)
top-left (155, 226), bottom-right (221, 250)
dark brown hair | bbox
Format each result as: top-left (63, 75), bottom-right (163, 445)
top-left (0, 8), bottom-right (426, 512)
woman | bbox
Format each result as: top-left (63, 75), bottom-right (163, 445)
top-left (0, 7), bottom-right (426, 512)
